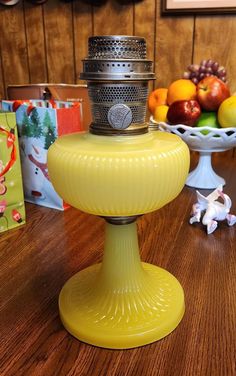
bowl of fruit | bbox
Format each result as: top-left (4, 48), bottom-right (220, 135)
top-left (149, 60), bottom-right (236, 190)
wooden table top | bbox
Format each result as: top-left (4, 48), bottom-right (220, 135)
top-left (0, 151), bottom-right (235, 376)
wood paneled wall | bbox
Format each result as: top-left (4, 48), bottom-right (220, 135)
top-left (0, 0), bottom-right (236, 99)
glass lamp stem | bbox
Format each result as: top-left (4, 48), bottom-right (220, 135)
top-left (99, 222), bottom-right (145, 290)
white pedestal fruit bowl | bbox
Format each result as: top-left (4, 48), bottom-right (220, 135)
top-left (152, 120), bottom-right (236, 189)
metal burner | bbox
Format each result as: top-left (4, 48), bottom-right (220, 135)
top-left (80, 35), bottom-right (155, 136)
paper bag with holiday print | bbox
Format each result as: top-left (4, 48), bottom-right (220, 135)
top-left (0, 111), bottom-right (26, 233)
top-left (2, 100), bottom-right (82, 210)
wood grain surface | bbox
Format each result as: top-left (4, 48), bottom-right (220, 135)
top-left (0, 151), bottom-right (235, 376)
top-left (73, 1), bottom-right (93, 84)
top-left (43, 0), bottom-right (75, 83)
top-left (0, 47), bottom-right (5, 99)
top-left (24, 2), bottom-right (47, 83)
top-left (93, 0), bottom-right (134, 36)
top-left (0, 2), bottom-right (29, 90)
top-left (1, 1), bottom-right (236, 98)
top-left (134, 0), bottom-right (156, 93)
top-left (154, 1), bottom-right (194, 88)
top-left (193, 15), bottom-right (236, 93)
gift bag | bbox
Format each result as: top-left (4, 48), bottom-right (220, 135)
top-left (2, 100), bottom-right (82, 210)
top-left (0, 111), bottom-right (26, 233)
top-left (7, 84), bottom-right (92, 131)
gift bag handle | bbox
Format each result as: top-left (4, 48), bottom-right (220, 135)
top-left (41, 87), bottom-right (60, 108)
top-left (42, 87), bottom-right (52, 101)
top-left (42, 86), bottom-right (63, 101)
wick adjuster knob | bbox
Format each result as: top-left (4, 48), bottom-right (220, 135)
top-left (107, 104), bottom-right (133, 130)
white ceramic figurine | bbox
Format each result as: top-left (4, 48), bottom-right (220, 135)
top-left (190, 185), bottom-right (236, 234)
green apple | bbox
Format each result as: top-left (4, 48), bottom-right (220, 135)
top-left (195, 111), bottom-right (220, 135)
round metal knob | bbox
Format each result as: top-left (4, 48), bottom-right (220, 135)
top-left (107, 104), bottom-right (132, 130)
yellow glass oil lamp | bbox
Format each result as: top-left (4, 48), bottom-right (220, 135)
top-left (48, 36), bottom-right (190, 349)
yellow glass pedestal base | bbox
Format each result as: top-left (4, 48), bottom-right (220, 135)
top-left (59, 222), bottom-right (185, 349)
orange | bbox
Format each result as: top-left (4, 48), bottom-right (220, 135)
top-left (153, 105), bottom-right (169, 123)
top-left (167, 79), bottom-right (197, 105)
top-left (148, 88), bottom-right (168, 115)
top-left (218, 96), bottom-right (236, 128)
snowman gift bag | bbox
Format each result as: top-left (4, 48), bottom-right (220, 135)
top-left (2, 100), bottom-right (82, 210)
top-left (0, 111), bottom-right (26, 233)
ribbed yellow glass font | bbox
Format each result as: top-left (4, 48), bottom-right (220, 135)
top-left (48, 131), bottom-right (189, 216)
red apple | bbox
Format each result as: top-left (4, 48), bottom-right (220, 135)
top-left (197, 76), bottom-right (230, 111)
top-left (167, 99), bottom-right (201, 126)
